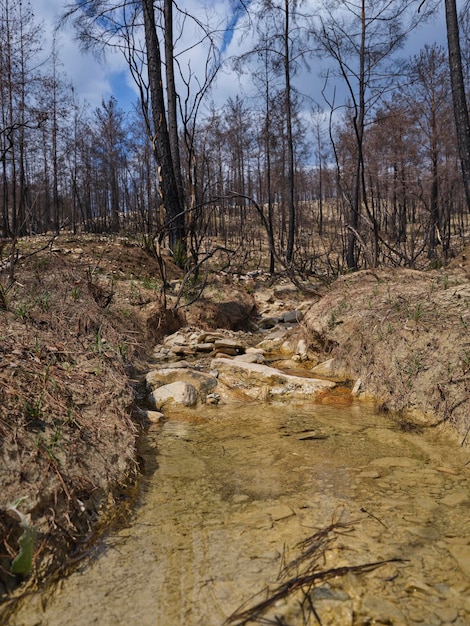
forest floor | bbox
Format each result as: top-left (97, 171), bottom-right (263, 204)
top-left (0, 233), bottom-right (469, 609)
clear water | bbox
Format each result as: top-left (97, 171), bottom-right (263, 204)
top-left (8, 401), bottom-right (470, 625)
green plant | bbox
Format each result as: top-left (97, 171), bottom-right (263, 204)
top-left (16, 304), bottom-right (27, 319)
top-left (94, 325), bottom-right (104, 354)
top-left (142, 276), bottom-right (159, 291)
top-left (0, 283), bottom-right (11, 310)
top-left (71, 286), bottom-right (80, 301)
top-left (24, 395), bottom-right (44, 423)
top-left (440, 274), bottom-right (449, 290)
top-left (36, 289), bottom-right (50, 311)
top-left (35, 428), bottom-right (63, 465)
top-left (7, 496), bottom-right (36, 577)
top-left (403, 354), bottom-right (423, 383)
top-left (408, 303), bottom-right (423, 322)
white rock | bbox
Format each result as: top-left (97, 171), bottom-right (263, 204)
top-left (311, 358), bottom-right (337, 376)
top-left (233, 353), bottom-right (265, 363)
top-left (296, 338), bottom-right (308, 357)
top-left (149, 382), bottom-right (198, 409)
top-left (246, 347), bottom-right (265, 355)
top-left (146, 368), bottom-right (218, 395)
top-left (211, 357), bottom-right (335, 401)
top-left (351, 378), bottom-right (362, 396)
top-left (143, 410), bottom-right (164, 423)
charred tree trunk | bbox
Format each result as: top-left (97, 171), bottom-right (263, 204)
top-left (142, 0), bottom-right (185, 257)
top-left (445, 0), bottom-right (470, 212)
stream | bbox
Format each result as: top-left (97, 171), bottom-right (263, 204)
top-left (8, 399), bottom-right (470, 625)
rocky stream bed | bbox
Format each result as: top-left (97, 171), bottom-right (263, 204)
top-left (2, 236), bottom-right (470, 625)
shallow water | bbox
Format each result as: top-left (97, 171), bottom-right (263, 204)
top-left (9, 401), bottom-right (470, 625)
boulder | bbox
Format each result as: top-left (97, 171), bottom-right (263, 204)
top-left (282, 309), bottom-right (303, 324)
top-left (211, 357), bottom-right (335, 401)
top-left (149, 381), bottom-right (198, 410)
top-left (146, 367), bottom-right (218, 396)
top-left (213, 338), bottom-right (245, 352)
top-left (233, 353), bottom-right (265, 364)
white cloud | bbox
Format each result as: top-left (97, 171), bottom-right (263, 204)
top-left (32, 0), bottom-right (447, 117)
top-left (34, 0), bottom-right (132, 110)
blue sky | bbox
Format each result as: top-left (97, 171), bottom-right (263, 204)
top-left (36, 0), bottom-right (447, 115)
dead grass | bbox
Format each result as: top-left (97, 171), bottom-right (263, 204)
top-left (0, 235), bottom-right (173, 600)
top-left (303, 263), bottom-right (470, 442)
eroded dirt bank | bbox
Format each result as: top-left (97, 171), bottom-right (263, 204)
top-left (302, 261), bottom-right (470, 441)
top-left (1, 234), bottom-right (470, 612)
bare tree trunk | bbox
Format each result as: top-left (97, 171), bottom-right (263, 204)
top-left (284, 0), bottom-right (296, 263)
top-left (142, 0), bottom-right (185, 255)
top-left (445, 0), bottom-right (470, 212)
top-left (164, 0), bottom-right (185, 216)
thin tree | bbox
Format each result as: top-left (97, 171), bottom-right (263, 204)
top-left (444, 0), bottom-right (470, 212)
top-left (141, 0), bottom-right (185, 253)
top-left (317, 0), bottom-right (439, 270)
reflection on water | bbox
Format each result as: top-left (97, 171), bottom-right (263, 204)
top-left (8, 401), bottom-right (470, 625)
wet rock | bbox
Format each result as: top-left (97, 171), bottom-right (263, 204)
top-left (232, 494), bottom-right (250, 503)
top-left (312, 599), bottom-right (354, 626)
top-left (149, 381), bottom-right (198, 410)
top-left (359, 470), bottom-right (381, 479)
top-left (447, 544), bottom-right (470, 577)
top-left (413, 495), bottom-right (438, 511)
top-left (146, 367), bottom-right (218, 396)
top-left (369, 456), bottom-right (421, 468)
top-left (359, 594), bottom-right (407, 625)
top-left (439, 491), bottom-right (469, 506)
top-left (404, 577), bottom-right (437, 595)
top-left (435, 606), bottom-right (459, 623)
top-left (266, 504), bottom-right (295, 521)
top-left (312, 587), bottom-right (350, 602)
top-left (280, 335), bottom-right (302, 355)
top-left (211, 357), bottom-right (336, 401)
top-left (407, 525), bottom-right (440, 541)
top-left (309, 587), bottom-right (353, 625)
